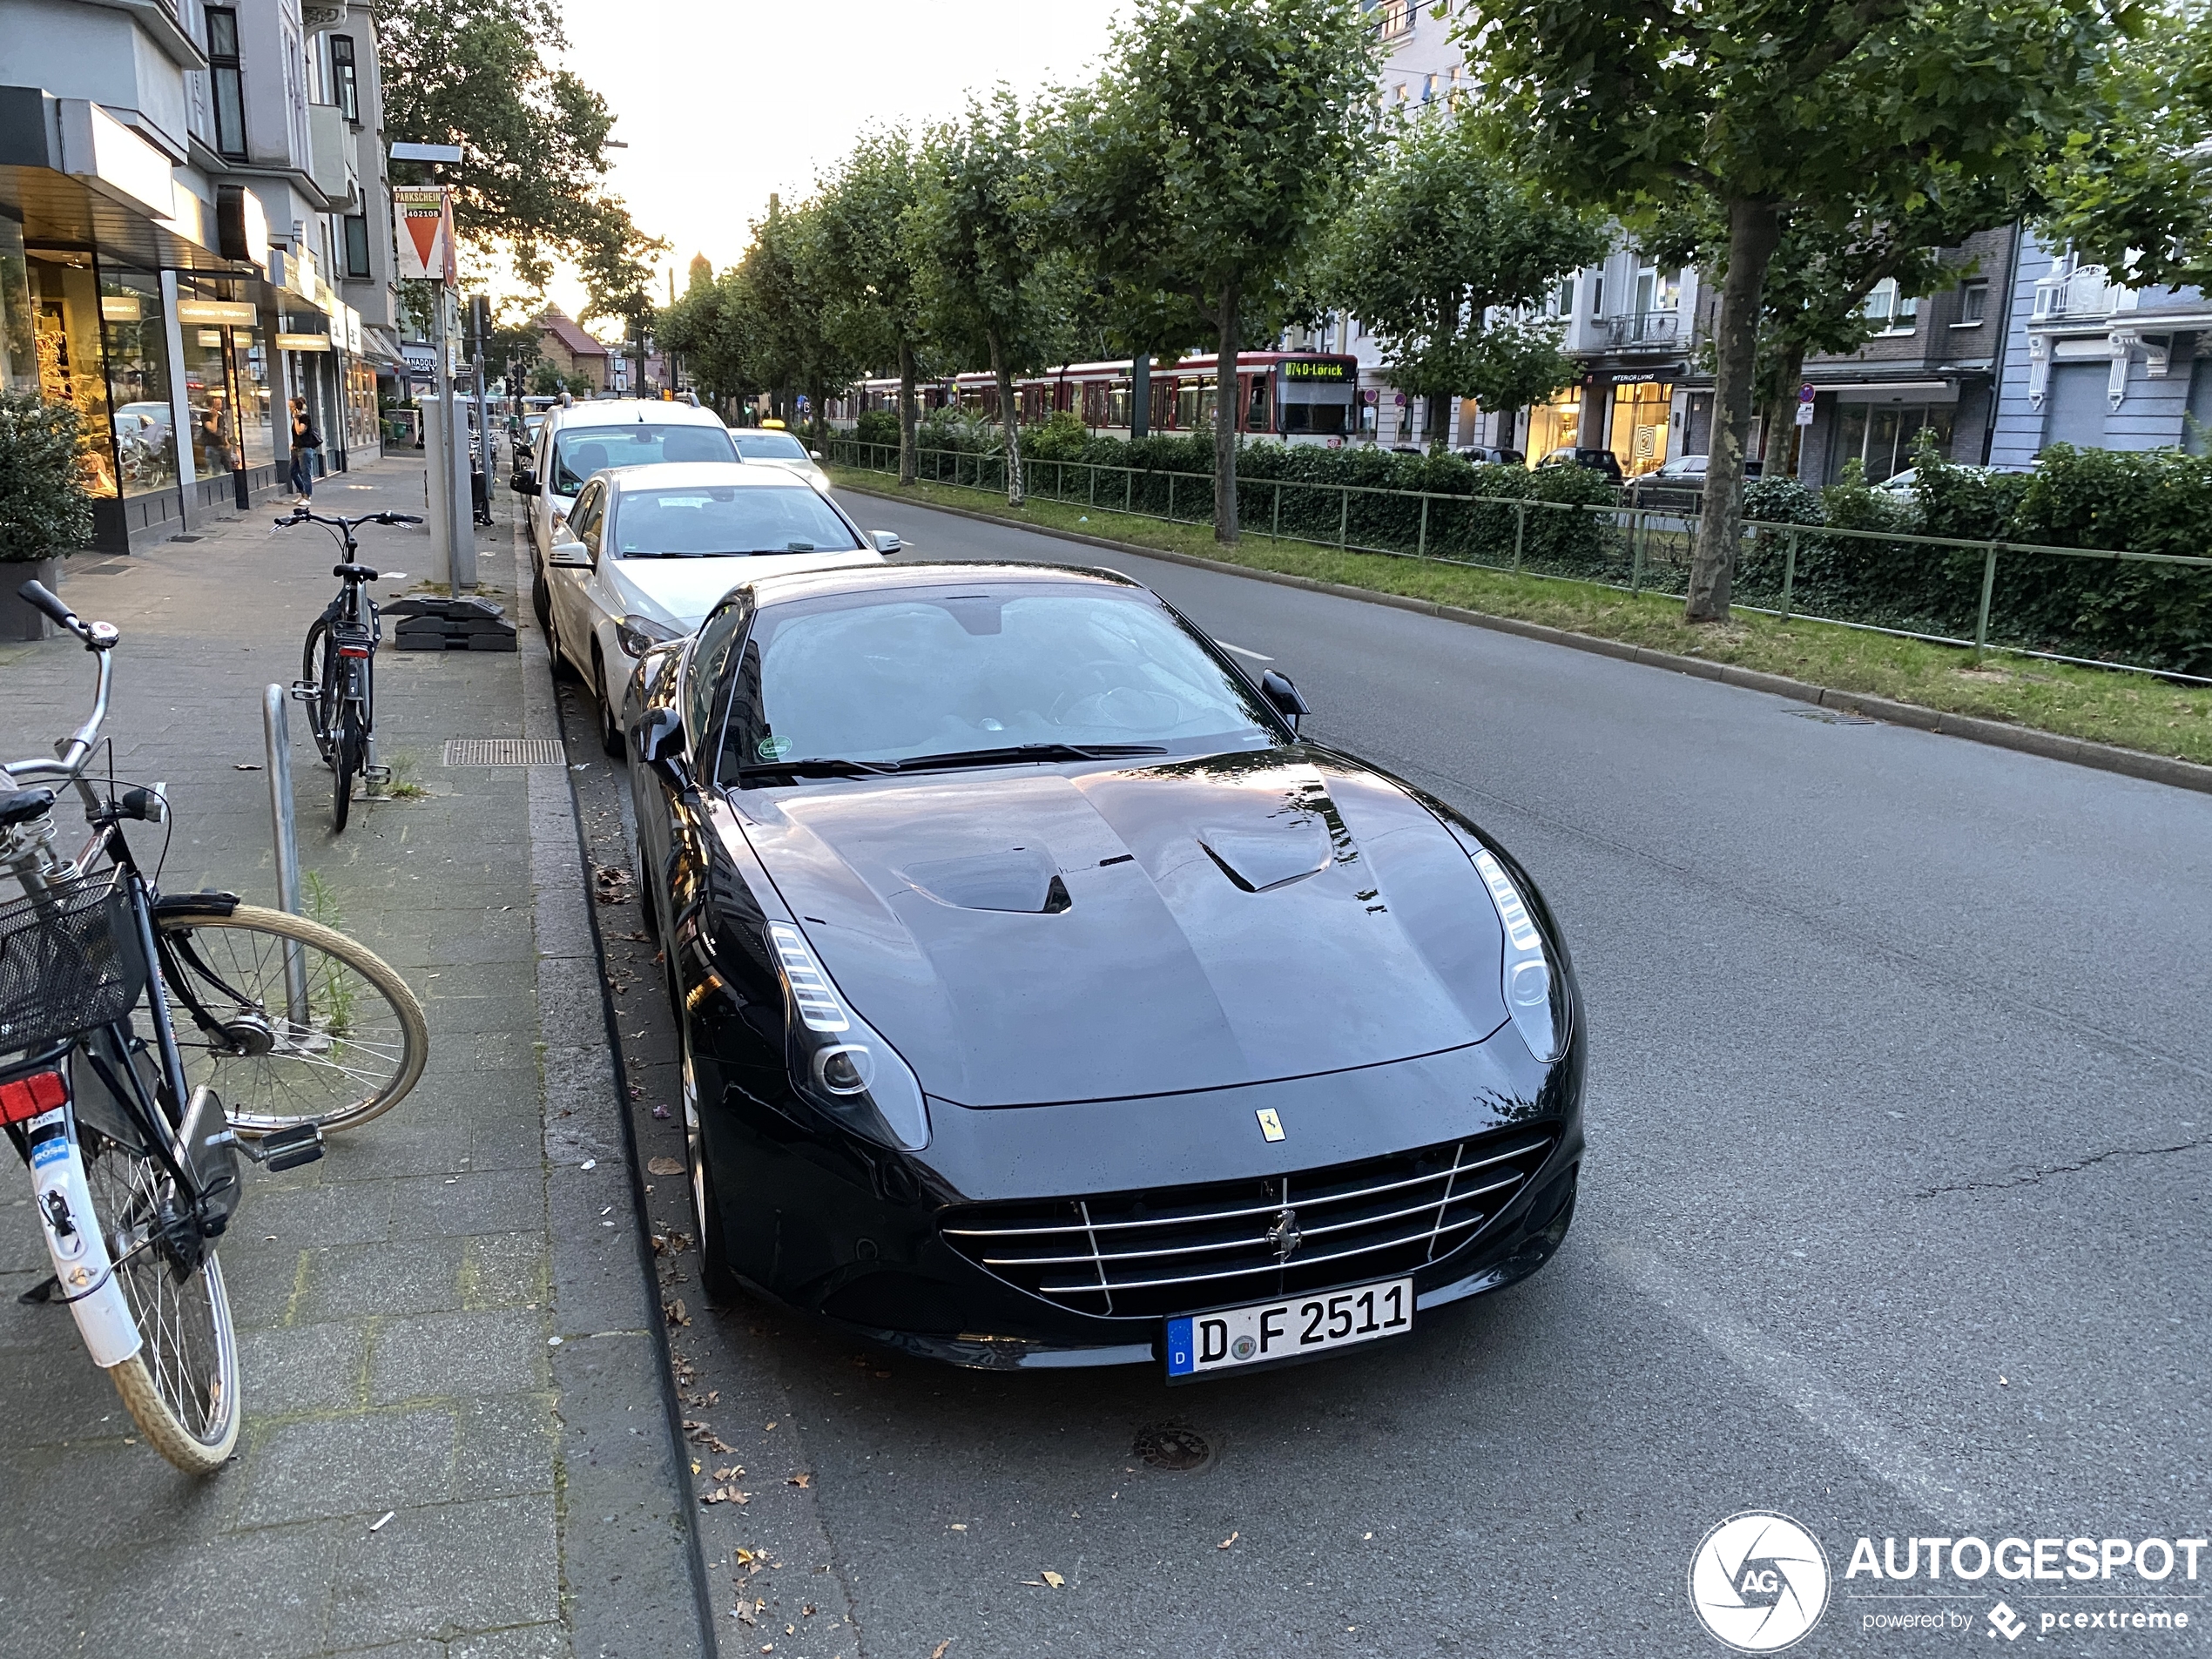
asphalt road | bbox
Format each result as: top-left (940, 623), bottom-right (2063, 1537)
top-left (580, 493), bottom-right (2212, 1659)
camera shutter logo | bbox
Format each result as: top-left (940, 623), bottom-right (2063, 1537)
top-left (1689, 1512), bottom-right (1831, 1652)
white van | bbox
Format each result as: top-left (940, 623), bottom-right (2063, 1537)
top-left (515, 399), bottom-right (740, 631)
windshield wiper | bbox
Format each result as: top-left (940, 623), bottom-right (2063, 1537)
top-left (737, 756), bottom-right (902, 782)
top-left (887, 742), bottom-right (1168, 773)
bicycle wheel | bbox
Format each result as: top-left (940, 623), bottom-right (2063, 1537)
top-left (156, 902), bottom-right (427, 1135)
top-left (300, 620), bottom-right (336, 764)
top-left (332, 703), bottom-right (361, 832)
top-left (80, 1124), bottom-right (240, 1473)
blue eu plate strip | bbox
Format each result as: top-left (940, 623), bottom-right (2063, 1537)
top-left (1164, 1317), bottom-right (1195, 1377)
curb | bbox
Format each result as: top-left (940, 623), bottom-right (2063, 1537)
top-left (840, 480), bottom-right (2212, 798)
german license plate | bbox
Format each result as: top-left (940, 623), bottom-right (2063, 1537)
top-left (1165, 1276), bottom-right (1413, 1378)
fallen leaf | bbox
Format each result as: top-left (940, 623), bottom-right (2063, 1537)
top-left (787, 1473), bottom-right (813, 1487)
top-left (713, 1466), bottom-right (745, 1481)
top-left (665, 1298), bottom-right (691, 1327)
top-left (647, 1156), bottom-right (685, 1176)
top-left (700, 1486), bottom-right (751, 1507)
top-left (735, 1604), bottom-right (756, 1627)
top-left (1217, 1532), bottom-right (1239, 1550)
top-left (691, 1460), bottom-right (700, 1475)
top-left (1042, 1571), bottom-right (1065, 1588)
top-left (932, 1642), bottom-right (952, 1659)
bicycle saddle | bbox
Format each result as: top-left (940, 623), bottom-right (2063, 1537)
top-left (0, 786), bottom-right (55, 827)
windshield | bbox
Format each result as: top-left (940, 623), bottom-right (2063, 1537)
top-left (611, 483), bottom-right (862, 557)
top-left (734, 432), bottom-right (811, 462)
top-left (719, 586), bottom-right (1277, 775)
top-left (549, 423), bottom-right (738, 494)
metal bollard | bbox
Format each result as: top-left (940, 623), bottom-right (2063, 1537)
top-left (262, 685), bottom-right (309, 1027)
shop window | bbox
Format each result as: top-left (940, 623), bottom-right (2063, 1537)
top-left (0, 216), bottom-right (34, 398)
top-left (1525, 387), bottom-right (1582, 463)
top-left (98, 269), bottom-right (178, 498)
top-left (329, 35), bottom-right (359, 124)
top-left (207, 8), bottom-right (246, 159)
top-left (1827, 402), bottom-right (1954, 483)
top-left (25, 250), bottom-right (118, 498)
top-left (1610, 380), bottom-right (1673, 476)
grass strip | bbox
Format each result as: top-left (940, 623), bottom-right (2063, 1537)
top-left (832, 465), bottom-right (2212, 768)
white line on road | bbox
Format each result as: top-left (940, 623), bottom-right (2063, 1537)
top-left (1216, 641), bottom-right (1274, 662)
top-left (1604, 1242), bottom-right (1994, 1526)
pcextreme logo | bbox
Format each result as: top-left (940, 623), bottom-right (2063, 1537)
top-left (1689, 1512), bottom-right (1832, 1653)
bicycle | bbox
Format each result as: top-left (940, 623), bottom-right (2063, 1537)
top-left (2, 582), bottom-right (429, 1469)
top-left (275, 506), bottom-right (421, 832)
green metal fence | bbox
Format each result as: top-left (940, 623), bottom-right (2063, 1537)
top-left (827, 438), bottom-right (2212, 683)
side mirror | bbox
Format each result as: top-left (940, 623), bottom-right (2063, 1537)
top-left (548, 537), bottom-right (592, 568)
top-left (1259, 669), bottom-right (1311, 732)
top-left (809, 449), bottom-right (825, 462)
top-left (511, 475), bottom-right (539, 496)
top-left (635, 707), bottom-right (691, 792)
top-left (869, 529), bottom-right (902, 554)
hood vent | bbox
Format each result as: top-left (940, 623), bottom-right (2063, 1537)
top-left (900, 847), bottom-right (1072, 914)
top-left (1197, 824), bottom-right (1330, 894)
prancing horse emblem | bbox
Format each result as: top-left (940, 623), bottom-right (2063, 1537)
top-left (1266, 1206), bottom-right (1303, 1262)
top-left (1256, 1108), bottom-right (1285, 1142)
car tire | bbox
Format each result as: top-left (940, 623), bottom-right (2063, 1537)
top-left (591, 646), bottom-right (624, 757)
top-left (678, 1016), bottom-right (740, 1306)
top-left (530, 560), bottom-right (550, 632)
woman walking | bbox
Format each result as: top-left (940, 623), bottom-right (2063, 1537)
top-left (288, 397), bottom-right (320, 502)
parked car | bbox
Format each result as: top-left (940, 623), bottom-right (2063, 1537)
top-left (732, 425), bottom-right (833, 491)
top-left (1455, 445), bottom-right (1526, 467)
top-left (515, 398), bottom-right (743, 631)
top-left (542, 461), bottom-right (895, 753)
top-left (1623, 454), bottom-right (1767, 509)
top-left (1537, 447), bottom-right (1625, 484)
top-left (625, 559), bottom-right (1585, 1375)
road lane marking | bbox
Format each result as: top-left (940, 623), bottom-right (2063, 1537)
top-left (1216, 641), bottom-right (1274, 662)
top-left (1605, 1242), bottom-right (1993, 1526)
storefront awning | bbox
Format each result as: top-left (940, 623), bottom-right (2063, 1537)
top-left (0, 164), bottom-right (252, 274)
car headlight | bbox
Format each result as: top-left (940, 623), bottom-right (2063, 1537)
top-left (1469, 847), bottom-right (1567, 1063)
top-left (616, 613), bottom-right (680, 658)
top-left (766, 921), bottom-right (931, 1151)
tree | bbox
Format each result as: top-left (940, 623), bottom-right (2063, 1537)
top-left (1459, 0), bottom-right (2121, 620)
top-left (910, 92), bottom-right (1069, 507)
top-left (808, 129), bottom-right (933, 484)
top-left (1318, 111), bottom-right (1606, 448)
top-left (1037, 0), bottom-right (1378, 543)
top-left (375, 0), bottom-right (661, 314)
top-left (2041, 5), bottom-right (2212, 293)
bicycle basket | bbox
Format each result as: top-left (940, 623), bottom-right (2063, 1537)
top-left (0, 874), bottom-right (148, 1055)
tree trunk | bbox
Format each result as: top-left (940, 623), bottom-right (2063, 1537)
top-left (1760, 341), bottom-right (1805, 478)
top-left (896, 339), bottom-right (917, 487)
top-left (1130, 353), bottom-right (1150, 439)
top-left (988, 328), bottom-right (1023, 508)
top-left (1214, 286), bottom-right (1239, 544)
top-left (1686, 199), bottom-right (1783, 623)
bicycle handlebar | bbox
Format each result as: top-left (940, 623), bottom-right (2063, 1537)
top-left (5, 582), bottom-right (117, 795)
top-left (273, 508), bottom-right (422, 532)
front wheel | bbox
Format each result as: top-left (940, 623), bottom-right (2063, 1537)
top-left (82, 1130), bottom-right (241, 1473)
top-left (300, 620), bottom-right (335, 763)
top-left (157, 903), bottom-right (428, 1135)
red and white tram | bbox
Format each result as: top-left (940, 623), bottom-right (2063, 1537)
top-left (849, 351), bottom-right (1360, 446)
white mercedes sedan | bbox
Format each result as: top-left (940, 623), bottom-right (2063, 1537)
top-left (541, 462), bottom-right (900, 751)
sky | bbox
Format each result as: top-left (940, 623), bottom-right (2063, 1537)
top-left (537, 0), bottom-right (1127, 332)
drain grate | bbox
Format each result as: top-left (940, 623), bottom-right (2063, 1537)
top-left (442, 738), bottom-right (566, 767)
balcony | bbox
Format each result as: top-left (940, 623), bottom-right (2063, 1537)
top-left (1598, 309), bottom-right (1682, 350)
top-left (2032, 266), bottom-right (2136, 322)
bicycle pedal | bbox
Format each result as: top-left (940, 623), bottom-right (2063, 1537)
top-left (288, 682), bottom-right (319, 702)
top-left (260, 1123), bottom-right (326, 1172)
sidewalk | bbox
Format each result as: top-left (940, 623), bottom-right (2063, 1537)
top-left (0, 459), bottom-right (708, 1657)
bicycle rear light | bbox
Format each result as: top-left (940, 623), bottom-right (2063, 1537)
top-left (0, 1069), bottom-right (68, 1126)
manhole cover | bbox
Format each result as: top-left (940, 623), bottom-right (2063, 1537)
top-left (442, 738), bottom-right (566, 767)
top-left (1134, 1423), bottom-right (1210, 1470)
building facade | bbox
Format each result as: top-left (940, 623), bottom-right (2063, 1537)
top-left (1986, 229), bottom-right (2212, 465)
top-left (534, 306), bottom-right (610, 393)
top-left (0, 0), bottom-right (401, 550)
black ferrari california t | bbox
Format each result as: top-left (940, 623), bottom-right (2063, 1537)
top-left (624, 560), bottom-right (1583, 1377)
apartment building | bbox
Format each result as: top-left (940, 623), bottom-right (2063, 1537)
top-left (0, 0), bottom-right (400, 549)
top-left (1986, 228), bottom-right (2212, 465)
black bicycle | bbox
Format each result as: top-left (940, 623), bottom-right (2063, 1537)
top-left (276, 507), bottom-right (421, 831)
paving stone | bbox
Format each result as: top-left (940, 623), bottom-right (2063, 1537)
top-left (236, 1407), bottom-right (459, 1527)
top-left (297, 1236), bottom-right (469, 1321)
top-left (252, 1180), bottom-right (395, 1250)
top-left (368, 1307), bottom-right (550, 1404)
top-left (327, 1494), bottom-right (558, 1647)
top-left (452, 1391), bottom-right (558, 1501)
top-left (444, 1624), bottom-right (569, 1659)
top-left (461, 1231), bottom-right (547, 1309)
top-left (235, 1319), bottom-right (371, 1414)
top-left (387, 1167), bottom-right (545, 1239)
